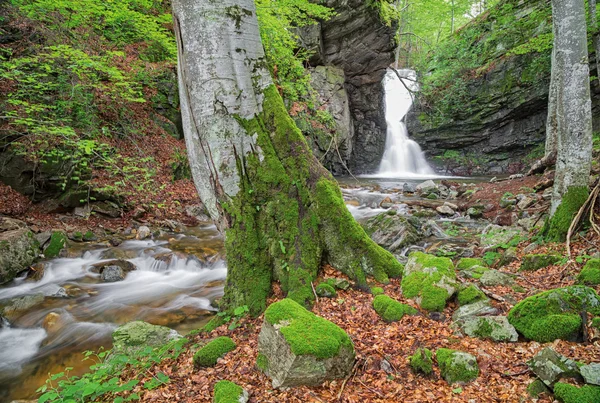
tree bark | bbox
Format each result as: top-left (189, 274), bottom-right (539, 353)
top-left (546, 0), bottom-right (593, 240)
top-left (590, 0), bottom-right (600, 86)
top-left (172, 0), bottom-right (402, 315)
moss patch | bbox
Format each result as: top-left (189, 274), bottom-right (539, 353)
top-left (579, 258), bottom-right (600, 285)
top-left (507, 286), bottom-right (600, 342)
top-left (193, 337), bottom-right (236, 368)
top-left (554, 383), bottom-right (600, 403)
top-left (315, 283), bottom-right (336, 298)
top-left (213, 380), bottom-right (245, 403)
top-left (519, 253), bottom-right (561, 271)
top-left (456, 258), bottom-right (486, 270)
top-left (527, 379), bottom-right (550, 397)
top-left (401, 252), bottom-right (456, 311)
top-left (256, 353), bottom-right (268, 371)
top-left (436, 348), bottom-right (479, 384)
top-left (265, 298), bottom-right (353, 359)
top-left (409, 348), bottom-right (433, 375)
top-left (44, 231), bottom-right (67, 258)
top-left (457, 285), bottom-right (486, 306)
top-left (545, 186), bottom-right (589, 242)
top-left (370, 287), bottom-right (384, 296)
top-left (372, 295), bottom-right (417, 322)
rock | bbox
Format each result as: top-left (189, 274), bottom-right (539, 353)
top-left (479, 270), bottom-right (515, 287)
top-left (456, 258), bottom-right (486, 270)
top-left (452, 300), bottom-right (498, 322)
top-left (436, 348), bottom-right (479, 384)
top-left (456, 284), bottom-right (487, 305)
top-left (372, 295), bottom-right (417, 322)
top-left (416, 180), bottom-right (437, 193)
top-left (0, 224), bottom-right (40, 284)
top-left (315, 283), bottom-right (336, 298)
top-left (507, 286), bottom-right (600, 342)
top-left (101, 266), bottom-right (125, 282)
top-left (1, 293), bottom-right (44, 321)
top-left (136, 225), bottom-right (151, 240)
top-left (578, 258), bottom-right (600, 285)
top-left (363, 212), bottom-right (422, 253)
top-left (42, 312), bottom-right (69, 334)
top-left (520, 253), bottom-right (561, 271)
top-left (409, 348), bottom-right (433, 375)
top-left (455, 316), bottom-right (518, 342)
top-left (580, 363), bottom-right (600, 386)
top-left (517, 195), bottom-right (537, 210)
top-left (34, 232), bottom-right (52, 247)
top-left (0, 217), bottom-right (27, 232)
top-left (91, 200), bottom-right (121, 218)
top-left (522, 243), bottom-right (538, 254)
top-left (527, 379), bottom-right (551, 397)
top-left (258, 299), bottom-right (355, 388)
top-left (554, 383), bottom-right (600, 403)
top-left (499, 195), bottom-right (517, 208)
top-left (73, 206), bottom-right (91, 218)
top-left (401, 252), bottom-right (458, 311)
top-left (185, 204), bottom-right (210, 221)
top-left (193, 336), bottom-right (236, 367)
top-left (460, 265), bottom-right (490, 280)
top-left (403, 182), bottom-right (416, 193)
top-left (527, 347), bottom-right (580, 387)
top-left (436, 205), bottom-right (455, 216)
top-left (466, 207), bottom-right (483, 218)
top-left (112, 321), bottom-right (182, 355)
top-left (213, 380), bottom-right (249, 403)
top-left (90, 259), bottom-right (137, 274)
top-left (481, 225), bottom-right (524, 248)
top-left (498, 246), bottom-right (518, 266)
top-left (324, 278), bottom-right (350, 290)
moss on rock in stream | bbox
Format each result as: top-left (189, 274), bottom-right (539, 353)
top-left (545, 187), bottom-right (589, 242)
top-left (578, 258), bottom-right (600, 285)
top-left (553, 383), bottom-right (600, 403)
top-left (409, 348), bottom-right (433, 375)
top-left (193, 336), bottom-right (236, 368)
top-left (44, 231), bottom-right (67, 258)
top-left (213, 380), bottom-right (246, 403)
top-left (372, 295), bottom-right (417, 322)
top-left (265, 298), bottom-right (353, 359)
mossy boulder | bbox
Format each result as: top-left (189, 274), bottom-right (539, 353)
top-left (409, 348), bottom-right (433, 375)
top-left (43, 231), bottom-right (67, 258)
top-left (194, 337), bottom-right (236, 368)
top-left (519, 253), bottom-right (561, 271)
top-left (213, 380), bottom-right (248, 403)
top-left (370, 287), bottom-right (384, 296)
top-left (372, 295), bottom-right (417, 322)
top-left (436, 348), bottom-right (479, 384)
top-left (315, 283), bottom-right (336, 298)
top-left (528, 348), bottom-right (581, 388)
top-left (554, 383), bottom-right (600, 403)
top-left (507, 286), bottom-right (600, 342)
top-left (456, 258), bottom-right (486, 270)
top-left (456, 284), bottom-right (487, 306)
top-left (455, 316), bottom-right (518, 342)
top-left (0, 224), bottom-right (40, 284)
top-left (257, 299), bottom-right (354, 388)
top-left (578, 259), bottom-right (600, 285)
top-left (363, 212), bottom-right (422, 253)
top-left (112, 321), bottom-right (182, 356)
top-left (401, 252), bottom-right (458, 311)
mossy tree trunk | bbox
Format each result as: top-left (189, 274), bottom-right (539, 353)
top-left (545, 0), bottom-right (593, 241)
top-left (171, 0), bottom-right (402, 315)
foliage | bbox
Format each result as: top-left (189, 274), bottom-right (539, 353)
top-left (37, 337), bottom-right (187, 403)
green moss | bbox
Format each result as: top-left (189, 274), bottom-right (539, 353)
top-left (420, 285), bottom-right (450, 312)
top-left (213, 380), bottom-right (245, 403)
top-left (256, 353), bottom-right (269, 371)
top-left (526, 379), bottom-right (549, 397)
top-left (401, 252), bottom-right (456, 311)
top-left (456, 258), bottom-right (486, 270)
top-left (371, 287), bottom-right (385, 296)
top-left (519, 254), bottom-right (561, 271)
top-left (592, 317), bottom-right (600, 329)
top-left (372, 295), bottom-right (417, 322)
top-left (410, 252), bottom-right (454, 272)
top-left (579, 259), bottom-right (600, 285)
top-left (409, 348), bottom-right (433, 375)
top-left (193, 337), bottom-right (236, 368)
top-left (465, 265), bottom-right (490, 279)
top-left (200, 316), bottom-right (226, 333)
top-left (507, 286), bottom-right (600, 342)
top-left (545, 187), bottom-right (589, 242)
top-left (44, 231), bottom-right (67, 258)
top-left (436, 348), bottom-right (479, 384)
top-left (264, 299), bottom-right (353, 359)
top-left (554, 383), bottom-right (600, 403)
top-left (315, 283), bottom-right (336, 298)
top-left (83, 230), bottom-right (96, 241)
top-left (457, 285), bottom-right (486, 306)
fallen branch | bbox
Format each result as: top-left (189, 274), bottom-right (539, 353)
top-left (311, 281), bottom-right (319, 305)
top-left (526, 151), bottom-right (556, 176)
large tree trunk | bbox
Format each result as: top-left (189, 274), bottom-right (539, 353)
top-left (172, 0), bottom-right (402, 315)
top-left (546, 0), bottom-right (593, 241)
top-left (590, 0), bottom-right (600, 86)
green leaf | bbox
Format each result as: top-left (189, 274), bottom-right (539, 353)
top-left (452, 387), bottom-right (463, 394)
top-left (39, 392), bottom-right (58, 403)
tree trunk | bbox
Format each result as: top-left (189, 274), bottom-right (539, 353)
top-left (172, 0), bottom-right (402, 315)
top-left (546, 0), bottom-right (593, 241)
top-left (590, 0), bottom-right (600, 86)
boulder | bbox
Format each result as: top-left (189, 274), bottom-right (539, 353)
top-left (479, 269), bottom-right (515, 287)
top-left (112, 321), bottom-right (182, 355)
top-left (258, 299), bottom-right (354, 388)
top-left (0, 221), bottom-right (40, 284)
top-left (401, 252), bottom-right (458, 311)
top-left (436, 348), bottom-right (479, 384)
top-left (416, 180), bottom-right (437, 193)
top-left (455, 316), bottom-right (518, 342)
top-left (403, 182), bottom-right (416, 193)
top-left (315, 283), bottom-right (336, 298)
top-left (519, 253), bottom-right (561, 271)
top-left (456, 284), bottom-right (487, 306)
top-left (507, 286), bottom-right (600, 342)
top-left (480, 225), bottom-right (524, 248)
top-left (581, 363), bottom-right (600, 386)
top-left (460, 265), bottom-right (490, 280)
top-left (363, 212), bottom-right (422, 253)
top-left (136, 225), bottom-right (151, 240)
top-left (452, 300), bottom-right (498, 322)
top-left (101, 266), bottom-right (125, 282)
top-left (527, 347), bottom-right (580, 387)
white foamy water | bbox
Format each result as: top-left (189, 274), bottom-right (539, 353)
top-left (0, 327), bottom-right (47, 375)
top-left (375, 69), bottom-right (434, 178)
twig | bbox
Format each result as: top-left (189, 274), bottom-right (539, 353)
top-left (311, 281), bottom-right (319, 304)
top-left (481, 288), bottom-right (505, 302)
top-left (501, 368), bottom-right (530, 377)
top-left (337, 359), bottom-right (361, 401)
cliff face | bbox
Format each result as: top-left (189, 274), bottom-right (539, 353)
top-left (302, 0), bottom-right (397, 174)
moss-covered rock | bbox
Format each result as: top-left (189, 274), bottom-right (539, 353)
top-left (456, 258), bottom-right (486, 270)
top-left (459, 265), bottom-right (490, 280)
top-left (370, 287), bottom-right (384, 296)
top-left (455, 316), bottom-right (518, 342)
top-left (112, 321), bottom-right (182, 356)
top-left (44, 231), bottom-right (67, 258)
top-left (315, 283), bottom-right (336, 298)
top-left (193, 336), bottom-right (236, 368)
top-left (480, 225), bottom-right (524, 248)
top-left (256, 353), bottom-right (268, 371)
top-left (409, 348), bottom-right (433, 375)
top-left (456, 284), bottom-right (487, 306)
top-left (401, 252), bottom-right (458, 311)
top-left (578, 259), bottom-right (600, 285)
top-left (526, 379), bottom-right (550, 397)
top-left (363, 212), bottom-right (423, 253)
top-left (258, 299), bottom-right (354, 388)
top-left (545, 187), bottom-right (589, 242)
top-left (507, 286), bottom-right (600, 342)
top-left (0, 226), bottom-right (40, 284)
top-left (479, 269), bottom-right (515, 287)
top-left (519, 253), bottom-right (561, 271)
top-left (372, 295), bottom-right (417, 322)
top-left (436, 348), bottom-right (479, 384)
top-left (554, 383), bottom-right (600, 403)
top-left (213, 380), bottom-right (248, 403)
top-left (324, 277), bottom-right (350, 290)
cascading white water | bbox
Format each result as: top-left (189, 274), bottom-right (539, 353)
top-left (377, 69), bottom-right (434, 177)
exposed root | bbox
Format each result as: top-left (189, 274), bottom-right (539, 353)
top-left (567, 181), bottom-right (600, 256)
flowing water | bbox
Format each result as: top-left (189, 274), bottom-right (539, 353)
top-left (0, 225), bottom-right (226, 402)
top-left (374, 69), bottom-right (434, 178)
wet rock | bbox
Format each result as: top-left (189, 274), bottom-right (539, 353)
top-left (363, 212), bottom-right (422, 253)
top-left (403, 182), bottom-right (416, 193)
top-left (258, 299), bottom-right (354, 388)
top-left (42, 312), bottom-right (69, 334)
top-left (1, 293), bottom-right (44, 321)
top-left (136, 225), bottom-right (151, 240)
top-left (0, 223), bottom-right (40, 284)
top-left (416, 180), bottom-right (437, 193)
top-left (90, 259), bottom-right (137, 274)
top-left (379, 197), bottom-right (394, 209)
top-left (436, 205), bottom-right (455, 216)
top-left (479, 270), bottom-right (515, 287)
top-left (528, 347), bottom-right (580, 387)
top-left (581, 363), bottom-right (600, 386)
top-left (109, 238), bottom-right (122, 247)
top-left (101, 266), bottom-right (125, 282)
top-left (112, 321), bottom-right (182, 356)
top-left (452, 300), bottom-right (498, 322)
top-left (436, 348), bottom-right (479, 384)
top-left (455, 316), bottom-right (518, 342)
top-left (26, 262), bottom-right (45, 281)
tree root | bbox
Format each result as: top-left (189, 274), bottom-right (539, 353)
top-left (567, 180), bottom-right (600, 256)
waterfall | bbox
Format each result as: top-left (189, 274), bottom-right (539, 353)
top-left (376, 69), bottom-right (434, 177)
